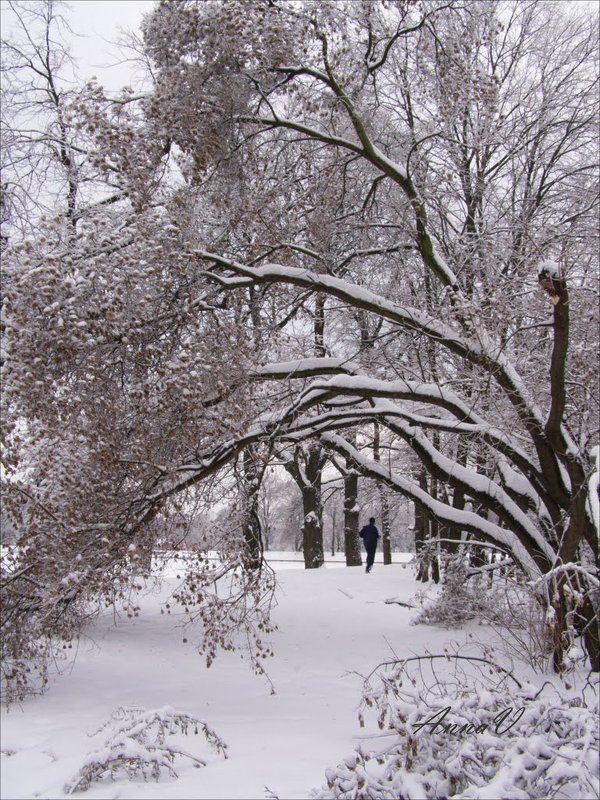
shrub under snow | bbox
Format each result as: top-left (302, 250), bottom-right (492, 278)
top-left (412, 555), bottom-right (554, 671)
top-left (64, 705), bottom-right (227, 794)
top-left (315, 654), bottom-right (599, 800)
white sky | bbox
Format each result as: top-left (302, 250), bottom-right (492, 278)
top-left (66, 0), bottom-right (157, 90)
top-left (0, 0), bottom-right (157, 91)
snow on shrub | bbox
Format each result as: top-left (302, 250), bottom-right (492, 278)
top-left (412, 555), bottom-right (554, 671)
top-left (314, 654), bottom-right (599, 800)
top-left (412, 556), bottom-right (483, 627)
top-left (64, 705), bottom-right (227, 793)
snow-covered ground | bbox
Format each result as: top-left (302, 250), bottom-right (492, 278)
top-left (0, 554), bottom-right (536, 799)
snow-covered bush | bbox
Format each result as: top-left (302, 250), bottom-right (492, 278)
top-left (413, 555), bottom-right (554, 671)
top-left (64, 705), bottom-right (227, 794)
top-left (412, 555), bottom-right (482, 626)
top-left (315, 655), bottom-right (599, 799)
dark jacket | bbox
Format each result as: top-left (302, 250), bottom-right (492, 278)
top-left (359, 523), bottom-right (379, 549)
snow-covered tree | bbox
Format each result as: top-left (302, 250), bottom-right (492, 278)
top-left (0, 0), bottom-right (124, 235)
top-left (140, 0), bottom-right (598, 668)
top-left (2, 0), bottom-right (598, 690)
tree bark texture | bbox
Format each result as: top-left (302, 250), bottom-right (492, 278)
top-left (373, 422), bottom-right (391, 564)
top-left (343, 460), bottom-right (362, 567)
top-left (241, 447), bottom-right (263, 570)
top-left (380, 491), bottom-right (392, 565)
top-left (285, 444), bottom-right (326, 569)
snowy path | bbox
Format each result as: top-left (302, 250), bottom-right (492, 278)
top-left (1, 557), bottom-right (463, 800)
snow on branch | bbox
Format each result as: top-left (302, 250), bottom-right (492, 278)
top-left (198, 251), bottom-right (475, 354)
top-left (132, 366), bottom-right (549, 555)
top-left (251, 357), bottom-right (361, 380)
top-left (320, 432), bottom-right (543, 577)
top-left (198, 250), bottom-right (547, 434)
top-left (381, 416), bottom-right (556, 565)
top-left (261, 371), bottom-right (548, 520)
top-left (241, 113), bottom-right (365, 156)
top-left (64, 706), bottom-right (227, 794)
top-left (315, 653), bottom-right (599, 799)
top-left (282, 396), bottom-right (546, 513)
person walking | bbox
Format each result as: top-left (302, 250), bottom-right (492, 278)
top-left (359, 517), bottom-right (380, 573)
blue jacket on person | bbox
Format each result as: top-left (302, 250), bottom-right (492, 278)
top-left (359, 518), bottom-right (380, 548)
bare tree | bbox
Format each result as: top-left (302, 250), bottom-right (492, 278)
top-left (1, 0), bottom-right (81, 231)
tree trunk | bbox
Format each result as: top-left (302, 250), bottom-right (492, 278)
top-left (430, 549), bottom-right (440, 584)
top-left (414, 503), bottom-right (429, 582)
top-left (343, 460), bottom-right (362, 566)
top-left (283, 443), bottom-right (326, 569)
top-left (330, 507), bottom-right (336, 556)
top-left (424, 468), bottom-right (440, 583)
top-left (580, 596), bottom-right (600, 673)
top-left (415, 470), bottom-right (430, 582)
top-left (138, 527), bottom-right (155, 574)
top-left (380, 491), bottom-right (392, 565)
top-left (301, 444), bottom-right (325, 569)
top-left (241, 447), bottom-right (262, 570)
top-left (539, 272), bottom-right (599, 672)
top-left (302, 484), bottom-right (324, 569)
top-left (373, 422), bottom-right (391, 564)
top-left (446, 441), bottom-right (468, 554)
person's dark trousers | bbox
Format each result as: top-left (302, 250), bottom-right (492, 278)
top-left (366, 546), bottom-right (376, 572)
